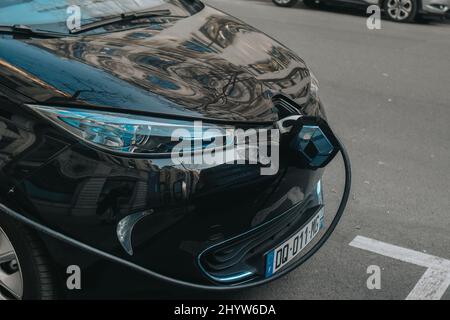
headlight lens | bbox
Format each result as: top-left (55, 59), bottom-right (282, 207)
top-left (28, 105), bottom-right (234, 155)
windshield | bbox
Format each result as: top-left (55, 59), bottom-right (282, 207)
top-left (0, 0), bottom-right (200, 34)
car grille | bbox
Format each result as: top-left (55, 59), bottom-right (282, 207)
top-left (198, 192), bottom-right (320, 281)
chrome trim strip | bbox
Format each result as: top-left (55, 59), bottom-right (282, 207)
top-left (116, 210), bottom-right (154, 256)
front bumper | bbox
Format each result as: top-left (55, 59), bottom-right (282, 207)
top-left (9, 145), bottom-right (324, 286)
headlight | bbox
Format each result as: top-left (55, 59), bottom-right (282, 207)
top-left (28, 105), bottom-right (234, 155)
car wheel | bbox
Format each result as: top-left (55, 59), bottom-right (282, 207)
top-left (272, 0), bottom-right (299, 7)
top-left (384, 0), bottom-right (418, 22)
top-left (0, 214), bottom-right (57, 300)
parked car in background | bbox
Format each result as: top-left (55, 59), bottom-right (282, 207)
top-left (272, 0), bottom-right (449, 22)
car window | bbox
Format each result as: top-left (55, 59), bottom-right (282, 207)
top-left (0, 0), bottom-right (201, 33)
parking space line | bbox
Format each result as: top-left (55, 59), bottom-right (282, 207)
top-left (350, 236), bottom-right (450, 300)
top-left (407, 268), bottom-right (450, 300)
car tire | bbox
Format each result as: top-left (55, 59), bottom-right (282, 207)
top-left (272, 0), bottom-right (299, 7)
top-left (383, 0), bottom-right (418, 22)
top-left (0, 214), bottom-right (58, 300)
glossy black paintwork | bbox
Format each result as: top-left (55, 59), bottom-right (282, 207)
top-left (0, 2), bottom-right (325, 295)
top-left (0, 5), bottom-right (322, 122)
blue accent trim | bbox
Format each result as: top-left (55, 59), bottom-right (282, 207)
top-left (207, 271), bottom-right (255, 283)
top-left (265, 251), bottom-right (275, 278)
top-left (316, 180), bottom-right (325, 229)
top-left (317, 180), bottom-right (323, 205)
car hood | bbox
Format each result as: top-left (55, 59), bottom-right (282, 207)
top-left (0, 5), bottom-right (312, 123)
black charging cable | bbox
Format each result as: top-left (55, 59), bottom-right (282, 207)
top-left (0, 135), bottom-right (351, 291)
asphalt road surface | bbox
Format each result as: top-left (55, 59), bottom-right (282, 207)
top-left (180, 0), bottom-right (450, 300)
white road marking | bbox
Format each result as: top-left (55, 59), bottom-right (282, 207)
top-left (407, 268), bottom-right (450, 300)
top-left (350, 236), bottom-right (450, 300)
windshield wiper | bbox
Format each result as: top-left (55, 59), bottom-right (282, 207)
top-left (70, 9), bottom-right (173, 35)
top-left (0, 25), bottom-right (69, 38)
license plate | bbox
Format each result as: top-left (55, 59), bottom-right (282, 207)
top-left (265, 208), bottom-right (324, 277)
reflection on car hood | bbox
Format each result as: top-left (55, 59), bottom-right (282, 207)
top-left (0, 6), bottom-right (312, 122)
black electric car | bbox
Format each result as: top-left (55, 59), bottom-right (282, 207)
top-left (0, 0), bottom-right (349, 299)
